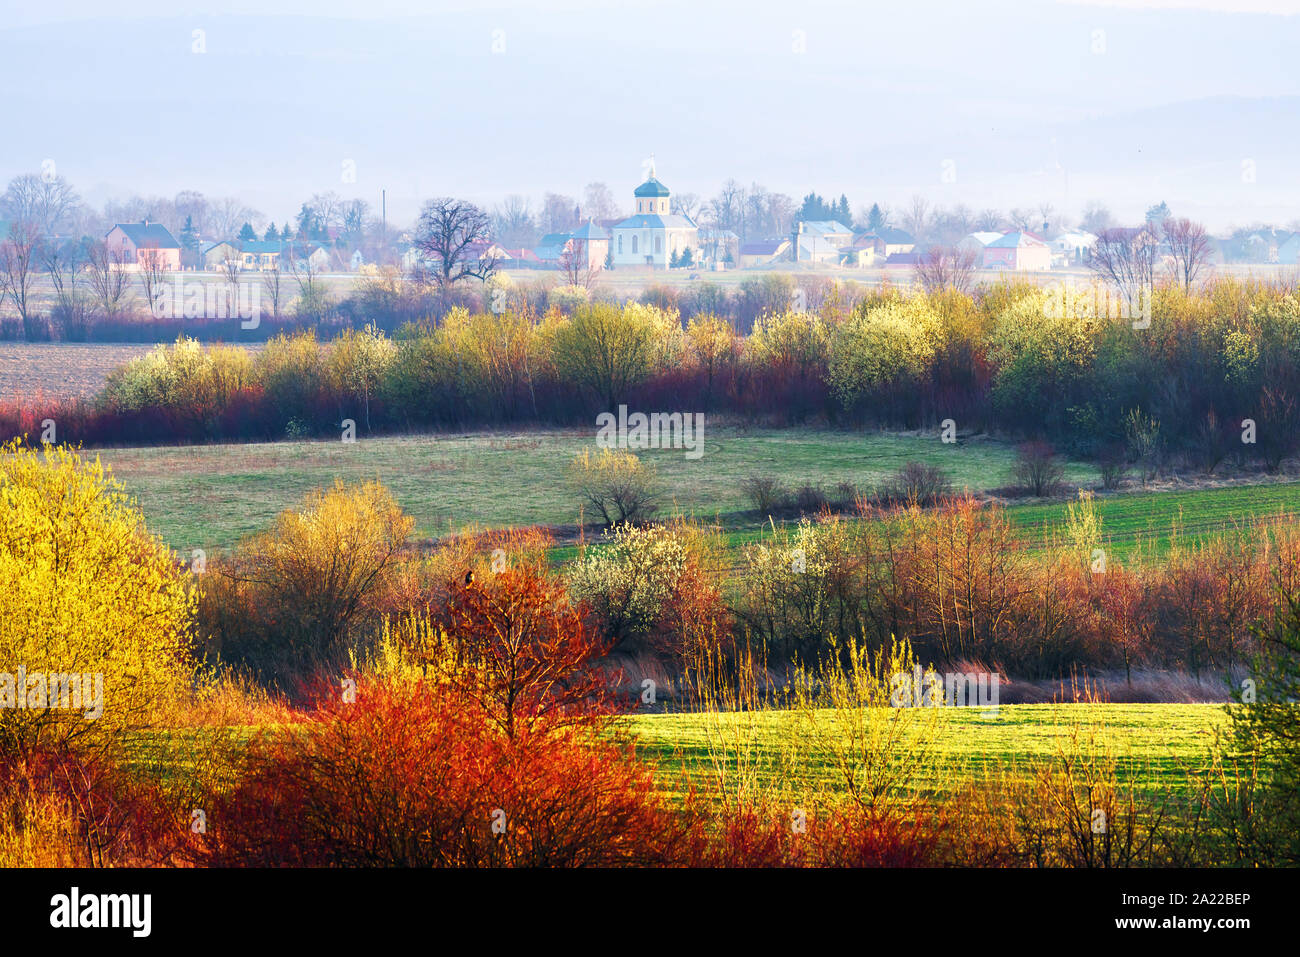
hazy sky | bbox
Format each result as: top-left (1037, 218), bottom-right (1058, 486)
top-left (2, 0), bottom-right (1297, 230)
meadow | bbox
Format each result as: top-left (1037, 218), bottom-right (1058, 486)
top-left (89, 426), bottom-right (1300, 563)
top-left (625, 702), bottom-right (1226, 802)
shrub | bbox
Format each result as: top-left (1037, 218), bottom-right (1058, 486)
top-left (569, 448), bottom-right (660, 526)
top-left (0, 442), bottom-right (197, 759)
top-left (1097, 445), bottom-right (1129, 490)
top-left (254, 331), bottom-right (329, 432)
top-left (1221, 581), bottom-right (1300, 864)
top-left (415, 563), bottom-right (612, 739)
top-left (550, 302), bottom-right (679, 410)
top-left (736, 515), bottom-right (883, 660)
top-left (191, 681), bottom-right (689, 867)
top-left (1011, 440), bottom-right (1065, 497)
top-left (793, 482), bottom-right (829, 513)
top-left (875, 461), bottom-right (952, 507)
top-left (1257, 386), bottom-right (1300, 472)
top-left (1192, 409), bottom-right (1232, 475)
top-left (740, 473), bottom-right (790, 515)
top-left (567, 521), bottom-right (729, 660)
top-left (999, 721), bottom-right (1195, 867)
top-left (1123, 408), bottom-right (1162, 486)
top-left (198, 480), bottom-right (412, 685)
top-left (0, 745), bottom-right (178, 867)
top-left (827, 297), bottom-right (942, 420)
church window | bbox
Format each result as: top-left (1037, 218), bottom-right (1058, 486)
top-left (632, 236), bottom-right (638, 254)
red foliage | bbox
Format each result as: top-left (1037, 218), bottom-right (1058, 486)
top-left (0, 745), bottom-right (180, 867)
top-left (189, 681), bottom-right (690, 867)
top-left (423, 564), bottom-right (618, 739)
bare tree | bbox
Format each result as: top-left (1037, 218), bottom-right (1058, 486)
top-left (42, 238), bottom-right (90, 337)
top-left (671, 191), bottom-right (702, 222)
top-left (1162, 217), bottom-right (1212, 292)
top-left (85, 241), bottom-right (132, 318)
top-left (582, 182), bottom-right (620, 222)
top-left (207, 196), bottom-right (262, 240)
top-left (287, 247), bottom-right (328, 320)
top-left (975, 208), bottom-right (1002, 231)
top-left (1080, 200), bottom-right (1113, 235)
top-left (0, 172), bottom-right (81, 236)
top-left (218, 253), bottom-right (243, 317)
top-left (138, 246), bottom-right (169, 316)
top-left (0, 220), bottom-right (42, 336)
top-left (903, 195), bottom-right (931, 242)
top-left (540, 193), bottom-right (579, 235)
top-left (412, 198), bottom-right (496, 288)
top-left (1008, 207), bottom-right (1035, 232)
top-left (173, 190), bottom-right (208, 234)
top-left (1037, 202), bottom-right (1056, 235)
top-left (914, 245), bottom-right (979, 294)
top-left (340, 198), bottom-right (370, 242)
top-left (558, 238), bottom-right (600, 290)
top-left (1090, 227), bottom-right (1159, 315)
top-left (709, 178), bottom-right (747, 238)
top-left (262, 264), bottom-right (284, 321)
top-left (308, 191), bottom-right (344, 231)
top-left (492, 195), bottom-right (537, 248)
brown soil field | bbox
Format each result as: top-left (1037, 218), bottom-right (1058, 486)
top-left (0, 343), bottom-right (173, 402)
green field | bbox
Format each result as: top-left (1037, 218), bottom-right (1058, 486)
top-left (99, 427), bottom-right (1094, 551)
top-left (94, 427), bottom-right (1300, 565)
top-left (625, 703), bottom-right (1226, 801)
top-left (1008, 481), bottom-right (1300, 560)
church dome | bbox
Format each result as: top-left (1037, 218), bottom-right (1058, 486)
top-left (634, 176), bottom-right (671, 198)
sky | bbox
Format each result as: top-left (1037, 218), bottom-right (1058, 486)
top-left (1, 0), bottom-right (1297, 230)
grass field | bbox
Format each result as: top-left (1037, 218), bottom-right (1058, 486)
top-left (1007, 480), bottom-right (1300, 560)
top-left (97, 427), bottom-right (1096, 551)
top-left (625, 702), bottom-right (1226, 802)
top-left (92, 427), bottom-right (1300, 565)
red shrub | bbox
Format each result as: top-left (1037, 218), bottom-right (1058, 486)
top-left (422, 564), bottom-right (617, 739)
top-left (190, 681), bottom-right (690, 867)
top-left (0, 745), bottom-right (180, 867)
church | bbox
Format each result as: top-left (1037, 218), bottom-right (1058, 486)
top-left (609, 164), bottom-right (701, 269)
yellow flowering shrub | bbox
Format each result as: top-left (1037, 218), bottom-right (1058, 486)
top-left (0, 441), bottom-right (197, 757)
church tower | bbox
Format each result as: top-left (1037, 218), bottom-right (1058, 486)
top-left (633, 160), bottom-right (671, 215)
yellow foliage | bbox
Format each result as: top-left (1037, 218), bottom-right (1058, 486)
top-left (827, 298), bottom-right (941, 407)
top-left (0, 441), bottom-right (197, 758)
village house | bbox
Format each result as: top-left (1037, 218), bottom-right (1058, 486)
top-left (1050, 230), bottom-right (1099, 266)
top-left (105, 221), bottom-right (181, 271)
top-left (957, 231), bottom-right (1003, 258)
top-left (563, 220), bottom-right (611, 270)
top-left (202, 240), bottom-right (240, 270)
top-left (791, 220), bottom-right (854, 264)
top-left (239, 240), bottom-right (286, 271)
top-left (856, 226), bottom-right (916, 259)
top-left (738, 238), bottom-right (791, 268)
top-left (982, 231), bottom-right (1051, 271)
